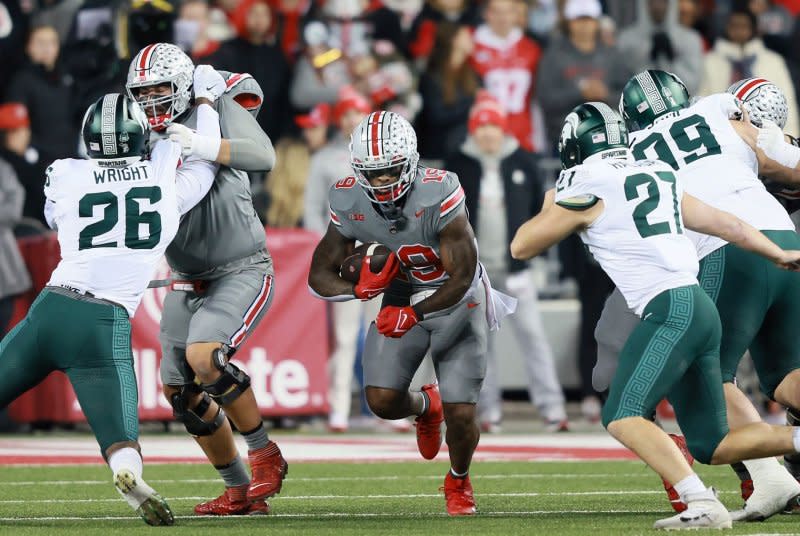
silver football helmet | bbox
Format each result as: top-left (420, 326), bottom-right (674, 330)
top-left (350, 111), bottom-right (420, 205)
top-left (727, 78), bottom-right (789, 129)
top-left (126, 43), bottom-right (194, 130)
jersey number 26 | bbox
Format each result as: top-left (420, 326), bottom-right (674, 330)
top-left (79, 186), bottom-right (162, 250)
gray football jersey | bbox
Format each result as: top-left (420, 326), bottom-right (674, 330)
top-left (329, 166), bottom-right (466, 296)
top-left (152, 71), bottom-right (271, 278)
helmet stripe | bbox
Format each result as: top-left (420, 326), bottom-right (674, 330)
top-left (136, 44), bottom-right (158, 79)
top-left (588, 102), bottom-right (622, 145)
top-left (735, 78), bottom-right (769, 101)
top-left (635, 71), bottom-right (667, 115)
top-left (101, 93), bottom-right (120, 156)
top-left (369, 111), bottom-right (383, 158)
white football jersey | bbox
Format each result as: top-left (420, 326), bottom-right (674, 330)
top-left (630, 93), bottom-right (794, 259)
top-left (45, 139), bottom-right (217, 316)
top-left (555, 157), bottom-right (699, 316)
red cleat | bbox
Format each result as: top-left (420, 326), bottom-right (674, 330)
top-left (440, 473), bottom-right (477, 516)
top-left (247, 441), bottom-right (289, 502)
top-left (661, 434), bottom-right (695, 513)
top-left (741, 479), bottom-right (754, 502)
top-left (415, 384), bottom-right (444, 460)
top-left (194, 485), bottom-right (271, 516)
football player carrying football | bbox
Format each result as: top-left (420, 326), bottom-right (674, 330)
top-left (511, 101), bottom-right (800, 530)
top-left (592, 70), bottom-right (800, 520)
top-left (308, 110), bottom-right (515, 516)
top-left (126, 43), bottom-right (285, 515)
top-left (0, 91), bottom-right (220, 525)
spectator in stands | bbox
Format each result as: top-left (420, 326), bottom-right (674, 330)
top-left (699, 6), bottom-right (799, 133)
top-left (537, 0), bottom-right (631, 150)
top-left (748, 0), bottom-right (795, 56)
top-left (321, 0), bottom-right (406, 58)
top-left (0, 110), bottom-right (32, 336)
top-left (408, 0), bottom-right (482, 61)
top-left (526, 0), bottom-right (560, 44)
top-left (290, 21), bottom-right (353, 109)
top-left (617, 0), bottom-right (705, 95)
top-left (175, 0), bottom-right (220, 61)
top-left (270, 0), bottom-right (318, 63)
top-left (7, 24), bottom-right (75, 161)
top-left (0, 1), bottom-right (28, 102)
top-left (350, 40), bottom-right (421, 121)
top-left (0, 103), bottom-right (46, 226)
top-left (30, 0), bottom-right (82, 44)
top-left (213, 0), bottom-right (292, 143)
top-left (470, 0), bottom-right (543, 152)
top-left (417, 22), bottom-right (478, 164)
top-left (446, 93), bottom-right (569, 432)
top-left (256, 103), bottom-right (331, 228)
top-left (678, 0), bottom-right (712, 49)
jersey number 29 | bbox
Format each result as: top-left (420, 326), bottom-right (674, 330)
top-left (79, 186), bottom-right (162, 250)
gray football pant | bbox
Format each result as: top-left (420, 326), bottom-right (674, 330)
top-left (593, 287), bottom-right (639, 393)
top-left (478, 270), bottom-right (567, 423)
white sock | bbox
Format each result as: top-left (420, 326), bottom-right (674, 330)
top-left (108, 447), bottom-right (143, 480)
top-left (674, 473), bottom-right (706, 502)
top-left (793, 427), bottom-right (800, 453)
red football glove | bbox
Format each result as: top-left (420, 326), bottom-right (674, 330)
top-left (353, 253), bottom-right (400, 300)
top-left (376, 305), bottom-right (419, 338)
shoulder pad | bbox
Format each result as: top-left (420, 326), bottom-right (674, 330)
top-left (223, 72), bottom-right (263, 114)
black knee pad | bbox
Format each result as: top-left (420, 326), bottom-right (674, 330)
top-left (201, 347), bottom-right (251, 406)
top-left (170, 388), bottom-right (226, 437)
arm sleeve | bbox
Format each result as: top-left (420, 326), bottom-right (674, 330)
top-left (174, 104), bottom-right (221, 215)
top-left (218, 95), bottom-right (276, 172)
top-left (0, 160), bottom-right (25, 226)
top-left (289, 57), bottom-right (341, 109)
top-left (554, 167), bottom-right (600, 209)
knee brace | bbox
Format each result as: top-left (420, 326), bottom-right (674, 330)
top-left (170, 387), bottom-right (226, 437)
top-left (201, 346), bottom-right (251, 407)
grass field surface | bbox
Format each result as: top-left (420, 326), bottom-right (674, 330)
top-left (2, 457), bottom-right (800, 535)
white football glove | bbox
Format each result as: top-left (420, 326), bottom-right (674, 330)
top-left (193, 65), bottom-right (226, 102)
top-left (167, 122), bottom-right (221, 161)
top-left (758, 119), bottom-right (800, 169)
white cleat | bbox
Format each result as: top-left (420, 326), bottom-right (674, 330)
top-left (114, 468), bottom-right (175, 526)
top-left (653, 488), bottom-right (732, 530)
top-left (730, 471), bottom-right (800, 521)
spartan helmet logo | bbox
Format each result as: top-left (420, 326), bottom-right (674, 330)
top-left (559, 112), bottom-right (579, 152)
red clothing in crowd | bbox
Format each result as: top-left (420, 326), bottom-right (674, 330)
top-left (469, 26), bottom-right (541, 151)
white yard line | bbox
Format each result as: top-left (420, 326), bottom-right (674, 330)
top-left (0, 473), bottom-right (652, 486)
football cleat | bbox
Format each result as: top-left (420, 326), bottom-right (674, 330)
top-left (114, 468), bottom-right (174, 526)
top-left (783, 492), bottom-right (800, 514)
top-left (730, 470), bottom-right (800, 521)
top-left (247, 441), bottom-right (289, 501)
top-left (440, 473), bottom-right (477, 516)
top-left (661, 434), bottom-right (694, 513)
top-left (544, 418), bottom-right (570, 433)
top-left (194, 484), bottom-right (272, 516)
top-left (415, 383), bottom-right (444, 460)
top-left (653, 488), bottom-right (732, 530)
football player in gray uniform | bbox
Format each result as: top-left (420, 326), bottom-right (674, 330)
top-left (308, 111), bottom-right (515, 516)
top-left (126, 43), bottom-right (285, 516)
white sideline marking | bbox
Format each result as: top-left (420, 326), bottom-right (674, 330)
top-left (0, 510), bottom-right (669, 522)
top-left (0, 490), bottom-right (677, 504)
top-left (0, 473), bottom-right (652, 486)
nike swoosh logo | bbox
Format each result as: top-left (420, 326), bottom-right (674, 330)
top-left (467, 302), bottom-right (480, 309)
top-left (206, 86), bottom-right (215, 91)
top-left (415, 209), bottom-right (425, 218)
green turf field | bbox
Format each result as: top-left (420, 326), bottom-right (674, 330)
top-left (2, 460), bottom-right (800, 535)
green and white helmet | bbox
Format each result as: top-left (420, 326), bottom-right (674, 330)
top-left (619, 70), bottom-right (690, 132)
top-left (81, 93), bottom-right (149, 166)
top-left (559, 102), bottom-right (629, 170)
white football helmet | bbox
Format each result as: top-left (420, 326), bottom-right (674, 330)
top-left (126, 43), bottom-right (194, 129)
top-left (350, 111), bottom-right (420, 205)
top-left (727, 77), bottom-right (789, 129)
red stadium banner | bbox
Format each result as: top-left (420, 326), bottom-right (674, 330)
top-left (7, 229), bottom-right (330, 423)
